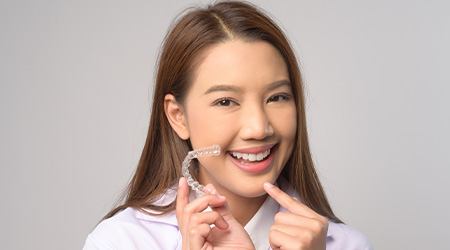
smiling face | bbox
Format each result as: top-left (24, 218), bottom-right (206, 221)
top-left (166, 39), bottom-right (297, 199)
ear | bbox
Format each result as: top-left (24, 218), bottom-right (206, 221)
top-left (164, 94), bottom-right (190, 140)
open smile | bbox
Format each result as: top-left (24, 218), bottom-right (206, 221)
top-left (227, 144), bottom-right (278, 174)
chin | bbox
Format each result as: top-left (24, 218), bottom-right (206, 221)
top-left (231, 184), bottom-right (268, 198)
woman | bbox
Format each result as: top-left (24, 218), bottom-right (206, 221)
top-left (83, 1), bottom-right (372, 249)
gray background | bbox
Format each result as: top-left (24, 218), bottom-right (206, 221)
top-left (1, 0), bottom-right (449, 249)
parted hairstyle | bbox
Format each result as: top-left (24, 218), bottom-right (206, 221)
top-left (102, 0), bottom-right (344, 224)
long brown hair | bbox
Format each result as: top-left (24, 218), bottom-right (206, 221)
top-left (102, 0), bottom-right (344, 224)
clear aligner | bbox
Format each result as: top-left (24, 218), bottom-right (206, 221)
top-left (182, 144), bottom-right (221, 196)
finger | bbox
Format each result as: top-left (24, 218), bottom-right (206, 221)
top-left (274, 211), bottom-right (326, 229)
top-left (202, 184), bottom-right (230, 212)
top-left (269, 228), bottom-right (303, 250)
top-left (270, 223), bottom-right (307, 237)
top-left (176, 177), bottom-right (191, 249)
top-left (202, 184), bottom-right (234, 218)
top-left (190, 211), bottom-right (229, 230)
top-left (183, 192), bottom-right (227, 215)
top-left (189, 224), bottom-right (211, 250)
top-left (176, 177), bottom-right (190, 228)
top-left (203, 183), bottom-right (217, 195)
top-left (263, 182), bottom-right (321, 220)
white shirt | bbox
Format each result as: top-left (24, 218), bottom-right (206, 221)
top-left (83, 179), bottom-right (373, 249)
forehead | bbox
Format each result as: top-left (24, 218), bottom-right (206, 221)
top-left (189, 39), bottom-right (289, 94)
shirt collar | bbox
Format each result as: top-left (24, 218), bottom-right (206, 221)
top-left (243, 191), bottom-right (278, 250)
top-left (135, 185), bottom-right (179, 225)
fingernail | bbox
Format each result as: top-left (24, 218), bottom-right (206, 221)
top-left (264, 182), bottom-right (275, 189)
top-left (203, 186), bottom-right (212, 194)
top-left (216, 194), bottom-right (226, 200)
top-left (217, 219), bottom-right (229, 229)
top-left (179, 177), bottom-right (184, 187)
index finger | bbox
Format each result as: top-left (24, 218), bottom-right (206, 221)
top-left (263, 182), bottom-right (321, 220)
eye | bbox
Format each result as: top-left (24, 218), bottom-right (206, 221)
top-left (212, 97), bottom-right (239, 107)
top-left (267, 93), bottom-right (291, 103)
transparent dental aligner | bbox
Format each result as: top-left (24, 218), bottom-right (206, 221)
top-left (182, 144), bottom-right (221, 196)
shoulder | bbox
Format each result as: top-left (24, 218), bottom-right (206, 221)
top-left (82, 207), bottom-right (181, 250)
top-left (326, 221), bottom-right (373, 250)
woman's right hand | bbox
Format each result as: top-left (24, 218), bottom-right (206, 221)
top-left (176, 177), bottom-right (255, 250)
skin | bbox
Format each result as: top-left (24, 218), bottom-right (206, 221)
top-left (263, 182), bottom-right (328, 250)
top-left (165, 39), bottom-right (328, 249)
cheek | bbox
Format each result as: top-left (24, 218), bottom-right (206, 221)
top-left (187, 110), bottom-right (235, 173)
top-left (187, 108), bottom-right (237, 148)
top-left (270, 105), bottom-right (297, 139)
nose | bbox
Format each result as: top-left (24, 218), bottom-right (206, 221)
top-left (239, 104), bottom-right (274, 140)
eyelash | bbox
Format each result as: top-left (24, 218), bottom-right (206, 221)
top-left (212, 97), bottom-right (238, 107)
top-left (267, 94), bottom-right (291, 103)
top-left (212, 94), bottom-right (291, 107)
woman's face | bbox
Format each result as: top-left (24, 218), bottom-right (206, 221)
top-left (173, 39), bottom-right (296, 198)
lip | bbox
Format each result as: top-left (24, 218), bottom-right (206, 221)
top-left (228, 144), bottom-right (278, 174)
top-left (228, 143), bottom-right (277, 154)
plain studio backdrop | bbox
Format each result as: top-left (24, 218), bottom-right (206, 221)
top-left (1, 0), bottom-right (449, 249)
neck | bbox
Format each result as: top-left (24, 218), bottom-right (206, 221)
top-left (230, 193), bottom-right (268, 226)
top-left (212, 185), bottom-right (268, 226)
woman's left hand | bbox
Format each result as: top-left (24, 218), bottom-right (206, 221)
top-left (263, 182), bottom-right (329, 250)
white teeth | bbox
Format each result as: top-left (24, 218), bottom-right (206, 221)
top-left (230, 149), bottom-right (271, 162)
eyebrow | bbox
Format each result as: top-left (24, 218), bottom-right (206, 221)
top-left (203, 79), bottom-right (291, 95)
